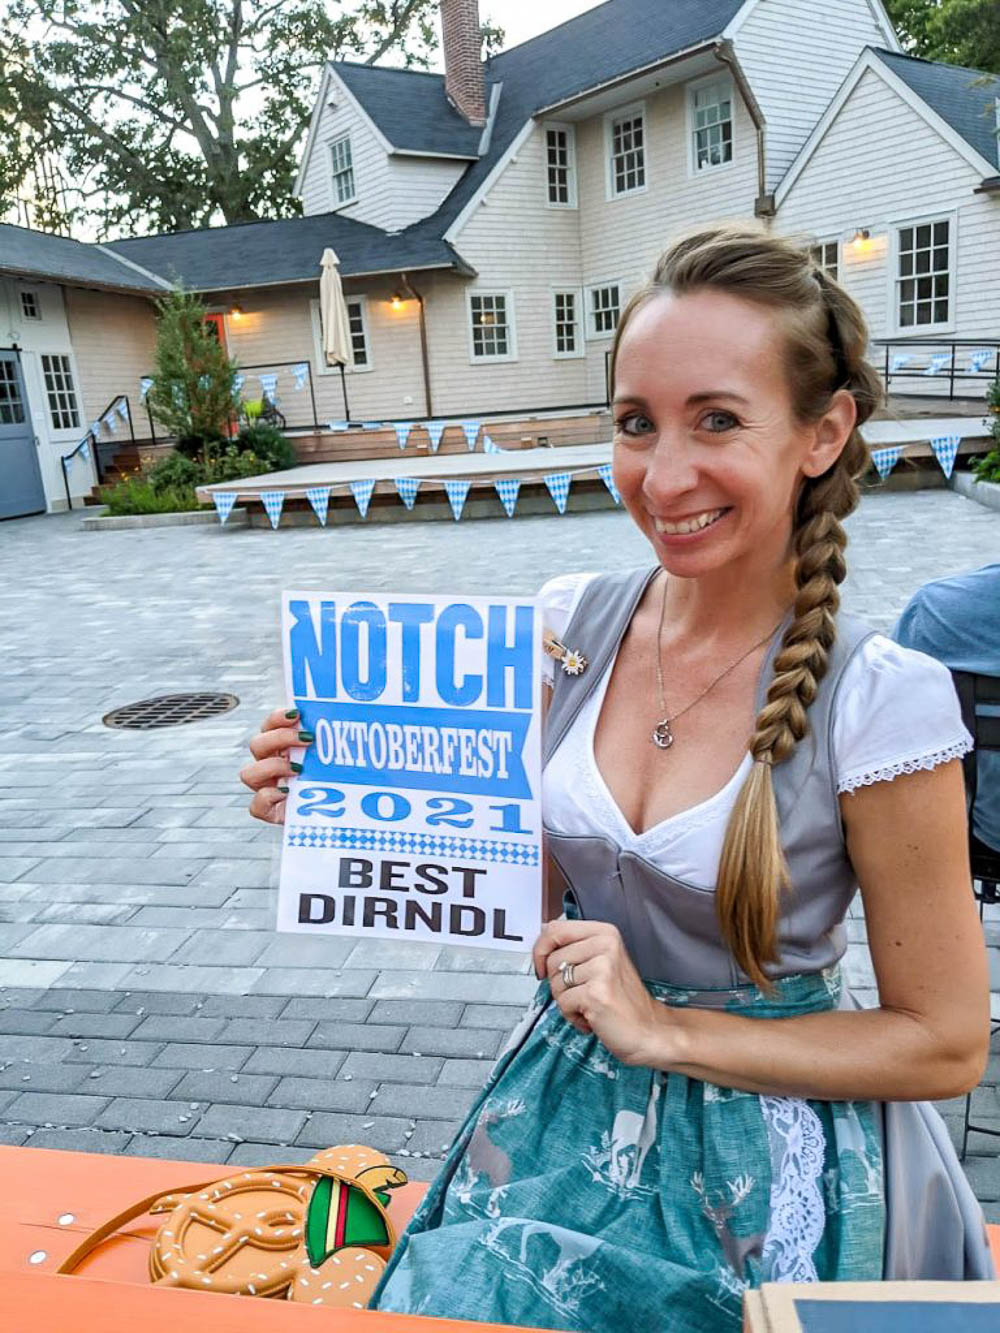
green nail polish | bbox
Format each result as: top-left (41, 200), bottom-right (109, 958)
top-left (290, 761), bottom-right (303, 773)
top-left (298, 730), bottom-right (315, 743)
top-left (278, 784), bottom-right (290, 794)
top-left (284, 708), bottom-right (298, 719)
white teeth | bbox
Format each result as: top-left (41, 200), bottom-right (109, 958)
top-left (654, 508), bottom-right (726, 536)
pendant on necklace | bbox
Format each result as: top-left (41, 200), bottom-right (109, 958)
top-left (651, 719), bottom-right (674, 749)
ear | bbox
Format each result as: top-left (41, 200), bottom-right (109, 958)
top-left (801, 389), bottom-right (857, 478)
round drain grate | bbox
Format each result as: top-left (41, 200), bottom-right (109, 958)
top-left (103, 692), bottom-right (240, 730)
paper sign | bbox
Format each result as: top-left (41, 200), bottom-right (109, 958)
top-left (277, 591), bottom-right (543, 951)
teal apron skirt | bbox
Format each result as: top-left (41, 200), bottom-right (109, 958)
top-left (368, 964), bottom-right (884, 1331)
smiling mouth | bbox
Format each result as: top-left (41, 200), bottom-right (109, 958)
top-left (652, 507), bottom-right (730, 536)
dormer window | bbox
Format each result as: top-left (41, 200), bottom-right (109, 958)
top-left (690, 78), bottom-right (733, 172)
top-left (330, 135), bottom-right (356, 206)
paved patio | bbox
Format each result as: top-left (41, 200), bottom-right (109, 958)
top-left (2, 490), bottom-right (1000, 1211)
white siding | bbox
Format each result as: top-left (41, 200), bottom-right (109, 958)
top-left (777, 67), bottom-right (1000, 349)
top-left (733, 0), bottom-right (889, 191)
top-left (298, 82), bottom-right (466, 231)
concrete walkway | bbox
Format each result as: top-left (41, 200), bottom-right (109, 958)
top-left (1, 491), bottom-right (1000, 1208)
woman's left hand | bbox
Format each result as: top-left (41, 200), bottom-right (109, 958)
top-left (533, 918), bottom-right (663, 1067)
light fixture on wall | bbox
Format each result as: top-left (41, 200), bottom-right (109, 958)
top-left (229, 302), bottom-right (243, 318)
top-left (850, 228), bottom-right (871, 248)
top-left (390, 292), bottom-right (405, 310)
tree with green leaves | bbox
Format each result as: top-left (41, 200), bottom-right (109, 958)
top-left (146, 289), bottom-right (239, 451)
top-left (884, 0), bottom-right (1000, 73)
top-left (0, 0), bottom-right (442, 237)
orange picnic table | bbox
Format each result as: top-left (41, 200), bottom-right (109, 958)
top-left (0, 1144), bottom-right (551, 1332)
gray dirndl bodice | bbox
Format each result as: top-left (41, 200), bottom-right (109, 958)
top-left (541, 565), bottom-right (994, 1282)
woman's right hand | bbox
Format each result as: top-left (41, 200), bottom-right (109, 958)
top-left (239, 706), bottom-right (313, 824)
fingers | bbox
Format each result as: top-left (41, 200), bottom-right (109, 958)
top-left (248, 724), bottom-right (308, 763)
top-left (248, 786), bottom-right (288, 825)
top-left (542, 939), bottom-right (599, 987)
top-left (532, 918), bottom-right (614, 979)
top-left (239, 753), bottom-right (293, 793)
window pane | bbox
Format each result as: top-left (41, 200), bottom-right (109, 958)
top-left (933, 220), bottom-right (948, 245)
top-left (899, 279), bottom-right (915, 303)
top-left (915, 223), bottom-right (931, 248)
top-left (900, 305), bottom-right (914, 327)
top-left (899, 252), bottom-right (913, 277)
top-left (0, 359), bottom-right (26, 424)
top-left (933, 246), bottom-right (948, 272)
top-left (934, 300), bottom-right (949, 322)
top-left (916, 276), bottom-right (932, 300)
top-left (915, 248), bottom-right (930, 274)
top-left (40, 353), bottom-right (80, 430)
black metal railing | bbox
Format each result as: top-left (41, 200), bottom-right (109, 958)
top-left (872, 338), bottom-right (1000, 400)
top-left (59, 392), bottom-right (136, 510)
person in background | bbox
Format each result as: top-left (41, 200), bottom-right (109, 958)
top-left (894, 563), bottom-right (1000, 855)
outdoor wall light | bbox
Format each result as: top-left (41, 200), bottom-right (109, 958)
top-left (390, 292), bottom-right (405, 310)
top-left (850, 228), bottom-right (871, 247)
top-left (229, 303), bottom-right (243, 318)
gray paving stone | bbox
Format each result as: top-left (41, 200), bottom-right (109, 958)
top-left (227, 1141), bottom-right (315, 1166)
top-left (0, 1008), bottom-right (61, 1035)
top-left (171, 1070), bottom-right (280, 1107)
top-left (0, 958), bottom-right (72, 988)
top-left (0, 1124), bottom-right (29, 1145)
top-left (369, 1000), bottom-right (464, 1027)
top-left (217, 1017), bottom-right (317, 1047)
top-left (131, 1014), bottom-right (228, 1043)
top-left (434, 946), bottom-right (532, 974)
top-left (31, 902), bottom-right (138, 925)
top-left (48, 1011), bottom-right (144, 1039)
top-left (118, 964), bottom-right (265, 994)
top-left (8, 923), bottom-right (192, 962)
top-left (111, 991), bottom-right (203, 1016)
top-left (167, 930), bottom-right (274, 968)
top-left (95, 1097), bottom-right (203, 1136)
top-left (307, 1022), bottom-right (404, 1054)
top-left (388, 1153), bottom-right (441, 1183)
top-left (343, 940), bottom-right (442, 970)
top-left (246, 1047), bottom-right (348, 1081)
top-left (0, 1062), bottom-right (89, 1094)
top-left (26, 1127), bottom-right (132, 1153)
top-left (0, 986), bottom-right (46, 1005)
top-left (0, 858), bottom-right (41, 881)
top-left (7, 1091), bottom-right (111, 1125)
top-left (151, 841), bottom-right (273, 861)
top-left (279, 997), bottom-right (374, 1023)
top-left (367, 971), bottom-right (539, 1005)
top-left (251, 968), bottom-right (375, 997)
top-left (55, 962), bottom-right (136, 989)
top-left (437, 1059), bottom-right (494, 1088)
top-left (76, 1066), bottom-right (184, 1099)
top-left (199, 994), bottom-right (287, 1018)
top-left (401, 1027), bottom-right (502, 1059)
top-left (340, 1052), bottom-right (443, 1085)
top-left (371, 1083), bottom-right (478, 1121)
top-left (19, 858), bottom-right (205, 885)
top-left (189, 859), bottom-right (275, 889)
top-left (192, 1103), bottom-right (307, 1143)
top-left (295, 1113), bottom-right (410, 1152)
top-left (251, 935), bottom-right (358, 969)
top-left (406, 1121), bottom-right (463, 1156)
top-left (0, 1034), bottom-right (76, 1062)
top-left (152, 1043), bottom-right (253, 1071)
top-left (268, 1076), bottom-right (374, 1113)
top-left (64, 1039), bottom-right (164, 1066)
top-left (124, 1135), bottom-right (234, 1164)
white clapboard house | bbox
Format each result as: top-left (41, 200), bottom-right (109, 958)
top-left (2, 0), bottom-right (998, 516)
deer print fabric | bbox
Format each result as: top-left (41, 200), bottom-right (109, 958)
top-left (368, 966), bottom-right (885, 1331)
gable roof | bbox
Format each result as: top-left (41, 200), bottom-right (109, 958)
top-left (332, 62), bottom-right (483, 158)
top-left (104, 210), bottom-right (472, 291)
top-left (0, 221), bottom-right (169, 294)
top-left (873, 48), bottom-right (999, 168)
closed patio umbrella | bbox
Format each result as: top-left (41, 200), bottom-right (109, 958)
top-left (320, 247), bottom-right (352, 421)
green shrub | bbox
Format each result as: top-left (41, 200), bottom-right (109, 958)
top-left (203, 445), bottom-right (272, 483)
top-left (971, 376), bottom-right (1000, 483)
top-left (147, 451), bottom-right (202, 493)
top-left (971, 449), bottom-right (1000, 485)
top-left (236, 423), bottom-right (296, 471)
top-left (99, 478), bottom-right (203, 515)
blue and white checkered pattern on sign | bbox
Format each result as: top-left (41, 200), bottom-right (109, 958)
top-left (259, 490), bottom-right (285, 529)
top-left (444, 478), bottom-right (471, 521)
top-left (286, 825), bottom-right (539, 865)
top-left (597, 463), bottom-right (621, 504)
top-left (306, 486), bottom-right (331, 526)
top-left (425, 421), bottom-right (447, 452)
top-left (395, 477), bottom-right (421, 510)
top-left (394, 422), bottom-right (414, 450)
top-left (494, 477), bottom-right (520, 517)
top-left (212, 491), bottom-right (238, 525)
top-left (461, 420), bottom-right (481, 450)
top-left (930, 434), bottom-right (961, 479)
top-left (544, 472), bottom-right (572, 514)
top-left (350, 479), bottom-right (376, 518)
top-left (870, 446), bottom-right (902, 481)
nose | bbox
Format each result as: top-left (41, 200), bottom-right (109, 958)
top-left (640, 435), bottom-right (700, 509)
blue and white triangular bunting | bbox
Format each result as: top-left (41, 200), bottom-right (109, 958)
top-left (494, 477), bottom-right (520, 517)
top-left (395, 477), bottom-right (421, 510)
top-left (258, 372), bottom-right (278, 398)
top-left (544, 472), bottom-right (572, 514)
top-left (259, 490), bottom-right (285, 529)
top-left (394, 422), bottom-right (414, 451)
top-left (425, 421), bottom-right (447, 453)
top-left (870, 447), bottom-right (902, 481)
top-left (233, 373), bottom-right (245, 394)
top-left (327, 419), bottom-right (348, 431)
top-left (597, 463), bottom-right (621, 505)
top-left (292, 362), bottom-right (309, 391)
top-left (890, 353), bottom-right (912, 374)
top-left (444, 478), bottom-right (471, 521)
top-left (968, 349), bottom-right (994, 375)
top-left (306, 486), bottom-right (331, 526)
top-left (102, 409), bottom-right (117, 433)
top-left (930, 434), bottom-right (961, 479)
top-left (139, 377), bottom-right (154, 401)
top-left (350, 479), bottom-right (376, 518)
top-left (79, 440), bottom-right (91, 465)
top-left (482, 434), bottom-right (505, 455)
top-left (461, 420), bottom-right (481, 451)
top-left (923, 353), bottom-right (950, 377)
top-left (212, 491), bottom-right (238, 525)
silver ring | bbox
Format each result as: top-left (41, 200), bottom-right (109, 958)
top-left (560, 961), bottom-right (576, 988)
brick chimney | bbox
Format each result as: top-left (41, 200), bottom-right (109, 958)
top-left (440, 0), bottom-right (486, 127)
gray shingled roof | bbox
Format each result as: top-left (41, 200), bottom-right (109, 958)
top-left (105, 211), bottom-right (473, 291)
top-left (0, 222), bottom-right (168, 293)
top-left (332, 62), bottom-right (483, 157)
top-left (875, 48), bottom-right (1000, 170)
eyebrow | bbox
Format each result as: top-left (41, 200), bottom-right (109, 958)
top-left (612, 391), bottom-right (751, 408)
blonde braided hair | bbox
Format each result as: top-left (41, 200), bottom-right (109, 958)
top-left (610, 226), bottom-right (883, 993)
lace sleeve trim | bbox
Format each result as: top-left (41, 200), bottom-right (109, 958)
top-left (837, 737), bottom-right (973, 795)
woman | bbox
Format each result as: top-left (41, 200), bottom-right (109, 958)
top-left (241, 228), bottom-right (993, 1330)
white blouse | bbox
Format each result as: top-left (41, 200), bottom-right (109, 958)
top-left (540, 571), bottom-right (974, 890)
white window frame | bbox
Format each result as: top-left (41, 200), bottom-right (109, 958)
top-left (585, 280), bottom-right (623, 341)
top-left (19, 289), bottom-right (42, 321)
top-left (888, 211), bottom-right (956, 337)
top-left (809, 238), bottom-right (840, 282)
top-left (552, 288), bottom-right (584, 359)
top-left (687, 74), bottom-right (735, 177)
top-left (466, 289), bottom-right (517, 364)
top-left (309, 295), bottom-right (372, 374)
top-left (604, 102), bottom-right (647, 200)
top-left (40, 351), bottom-right (82, 432)
top-left (329, 134), bottom-right (357, 207)
top-left (543, 122), bottom-right (578, 209)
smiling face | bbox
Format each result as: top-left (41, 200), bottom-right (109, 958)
top-left (612, 288), bottom-right (853, 583)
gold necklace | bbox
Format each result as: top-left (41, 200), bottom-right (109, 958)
top-left (651, 578), bottom-right (788, 750)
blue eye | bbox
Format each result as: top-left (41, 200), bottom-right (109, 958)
top-left (615, 412), bottom-right (654, 437)
top-left (701, 410), bottom-right (739, 433)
